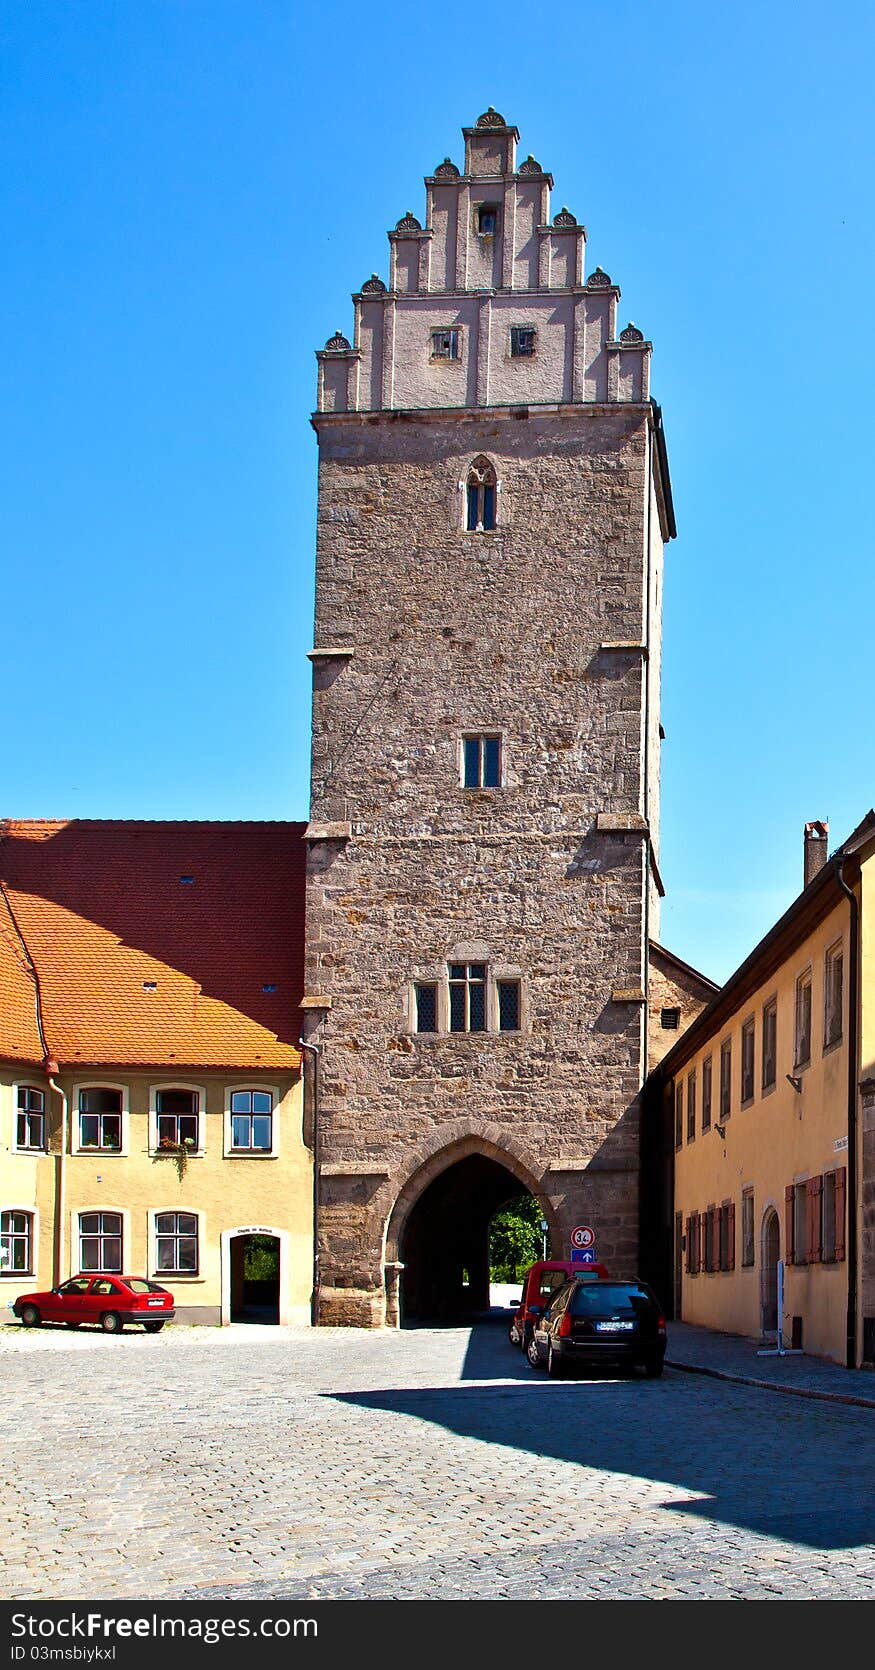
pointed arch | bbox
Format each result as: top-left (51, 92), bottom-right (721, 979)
top-left (383, 1128), bottom-right (553, 1265)
top-left (465, 455), bottom-right (497, 531)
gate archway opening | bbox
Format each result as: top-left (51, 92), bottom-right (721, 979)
top-left (229, 1232), bottom-right (280, 1324)
top-left (398, 1151), bottom-right (542, 1325)
top-left (761, 1207), bottom-right (780, 1336)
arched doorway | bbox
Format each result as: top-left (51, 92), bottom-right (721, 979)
top-left (221, 1226), bottom-right (290, 1325)
top-left (761, 1207), bottom-right (780, 1335)
top-left (398, 1151), bottom-right (540, 1324)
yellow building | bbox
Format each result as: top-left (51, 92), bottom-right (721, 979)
top-left (0, 820), bottom-right (312, 1327)
top-left (657, 814), bottom-right (875, 1368)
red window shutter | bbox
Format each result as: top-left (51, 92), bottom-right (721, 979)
top-left (835, 1167), bottom-right (846, 1262)
top-left (808, 1174), bottom-right (823, 1263)
top-left (693, 1211), bottom-right (700, 1275)
top-left (728, 1201), bottom-right (736, 1271)
top-left (708, 1206), bottom-right (716, 1272)
top-left (685, 1217), bottom-right (692, 1274)
top-left (785, 1183), bottom-right (795, 1265)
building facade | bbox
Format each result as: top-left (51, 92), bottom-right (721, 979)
top-left (0, 820), bottom-right (312, 1326)
top-left (659, 816), bottom-right (875, 1367)
top-left (304, 110), bottom-right (681, 1326)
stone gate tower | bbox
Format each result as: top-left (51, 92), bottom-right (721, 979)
top-left (304, 109), bottom-right (676, 1326)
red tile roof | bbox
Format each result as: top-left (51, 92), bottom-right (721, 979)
top-left (0, 821), bottom-right (305, 1072)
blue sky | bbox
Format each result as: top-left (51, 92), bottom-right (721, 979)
top-left (3, 0), bottom-right (875, 984)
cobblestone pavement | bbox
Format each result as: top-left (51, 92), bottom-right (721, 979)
top-left (1, 1318), bottom-right (874, 1601)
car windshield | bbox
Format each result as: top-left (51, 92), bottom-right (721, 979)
top-left (569, 1283), bottom-right (652, 1316)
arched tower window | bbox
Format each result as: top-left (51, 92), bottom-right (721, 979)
top-left (466, 456), bottom-right (497, 532)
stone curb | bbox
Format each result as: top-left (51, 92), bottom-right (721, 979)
top-left (666, 1355), bottom-right (875, 1412)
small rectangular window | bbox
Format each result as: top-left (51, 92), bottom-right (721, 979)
top-left (762, 998), bottom-right (777, 1090)
top-left (661, 1007), bottom-right (680, 1031)
top-left (230, 1090), bottom-right (274, 1151)
top-left (79, 1088), bottom-right (122, 1151)
top-left (79, 1211), bottom-right (122, 1272)
top-left (741, 1018), bottom-right (755, 1105)
top-left (155, 1212), bottom-right (199, 1275)
top-left (0, 1209), bottom-right (34, 1274)
top-left (510, 326), bottom-right (536, 357)
top-left (824, 943), bottom-right (843, 1049)
top-left (719, 1039), bottom-right (732, 1119)
top-left (414, 983), bottom-right (438, 1034)
top-left (795, 970), bottom-right (812, 1067)
top-left (463, 734), bottom-right (502, 788)
top-left (742, 1188), bottom-right (755, 1267)
top-left (431, 328), bottom-right (460, 361)
top-left (701, 1056), bottom-right (712, 1131)
top-left (476, 204), bottom-right (498, 236)
top-left (497, 980), bottom-right (520, 1032)
top-left (686, 1070), bottom-right (696, 1143)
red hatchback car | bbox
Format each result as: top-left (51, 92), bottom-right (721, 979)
top-left (13, 1274), bottom-right (175, 1334)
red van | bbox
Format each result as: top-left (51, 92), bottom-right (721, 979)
top-left (508, 1259), bottom-right (609, 1351)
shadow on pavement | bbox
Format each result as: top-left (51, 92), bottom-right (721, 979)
top-left (328, 1325), bottom-right (875, 1552)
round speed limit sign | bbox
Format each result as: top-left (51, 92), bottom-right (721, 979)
top-left (570, 1225), bottom-right (595, 1250)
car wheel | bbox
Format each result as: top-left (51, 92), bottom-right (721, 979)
top-left (100, 1311), bottom-right (124, 1334)
top-left (508, 1322), bottom-right (519, 1346)
top-left (547, 1340), bottom-right (565, 1379)
top-left (643, 1357), bottom-right (664, 1379)
top-left (526, 1334), bottom-right (542, 1369)
top-left (19, 1304), bottom-right (40, 1328)
top-left (144, 1321), bottom-right (165, 1333)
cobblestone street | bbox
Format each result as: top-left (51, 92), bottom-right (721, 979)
top-left (1, 1319), bottom-right (873, 1601)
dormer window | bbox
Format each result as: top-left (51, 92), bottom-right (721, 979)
top-left (476, 204), bottom-right (499, 236)
top-left (510, 326), bottom-right (536, 358)
top-left (431, 329), bottom-right (460, 361)
top-left (466, 456), bottom-right (497, 532)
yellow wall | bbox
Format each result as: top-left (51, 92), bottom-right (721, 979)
top-left (672, 895), bottom-right (852, 1364)
top-left (0, 1068), bottom-right (312, 1326)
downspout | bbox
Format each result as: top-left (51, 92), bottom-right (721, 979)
top-left (836, 859), bottom-right (860, 1369)
top-left (298, 1036), bottom-right (321, 1327)
top-left (0, 880), bottom-right (65, 1284)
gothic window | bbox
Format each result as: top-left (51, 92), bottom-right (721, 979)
top-left (466, 457), bottom-right (497, 532)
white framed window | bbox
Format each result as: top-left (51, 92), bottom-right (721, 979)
top-left (719, 1038), bottom-right (732, 1119)
top-left (462, 734), bottom-right (502, 788)
top-left (148, 1084), bottom-right (206, 1157)
top-left (741, 1017), bottom-right (755, 1105)
top-left (74, 1083), bottom-right (129, 1155)
top-left (701, 1055), bottom-right (712, 1131)
top-left (78, 1210), bottom-right (123, 1273)
top-left (0, 1208), bottom-right (36, 1275)
top-left (824, 941), bottom-right (843, 1050)
top-left (794, 968), bottom-right (812, 1068)
top-left (223, 1086), bottom-right (280, 1158)
top-left (686, 1069), bottom-right (696, 1142)
top-left (153, 1211), bottom-right (199, 1276)
top-left (761, 997), bottom-right (777, 1091)
top-left (14, 1084), bottom-right (46, 1152)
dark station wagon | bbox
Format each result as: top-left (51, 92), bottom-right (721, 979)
top-left (13, 1274), bottom-right (176, 1334)
top-left (526, 1277), bottom-right (666, 1378)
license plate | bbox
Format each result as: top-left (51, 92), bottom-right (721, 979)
top-left (595, 1320), bottom-right (634, 1332)
top-left (147, 1299), bottom-right (164, 1307)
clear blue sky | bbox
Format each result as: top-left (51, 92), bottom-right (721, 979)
top-left (4, 0), bottom-right (875, 984)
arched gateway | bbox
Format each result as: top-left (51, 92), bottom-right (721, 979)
top-left (384, 1137), bottom-right (554, 1326)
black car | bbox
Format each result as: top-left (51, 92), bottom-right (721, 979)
top-left (526, 1277), bottom-right (666, 1378)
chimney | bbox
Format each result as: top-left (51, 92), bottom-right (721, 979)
top-left (804, 820), bottom-right (829, 887)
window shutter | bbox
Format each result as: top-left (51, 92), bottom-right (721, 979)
top-left (693, 1211), bottom-right (700, 1275)
top-left (708, 1206), bottom-right (716, 1272)
top-left (808, 1173), bottom-right (823, 1263)
top-left (685, 1217), bottom-right (692, 1275)
top-left (785, 1183), bottom-right (795, 1265)
top-left (728, 1201), bottom-right (736, 1271)
top-left (835, 1166), bottom-right (846, 1262)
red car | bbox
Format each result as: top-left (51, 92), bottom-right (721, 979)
top-left (13, 1274), bottom-right (175, 1334)
top-left (508, 1258), bottom-right (609, 1352)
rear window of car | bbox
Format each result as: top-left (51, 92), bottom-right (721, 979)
top-left (122, 1279), bottom-right (169, 1294)
top-left (569, 1283), bottom-right (652, 1316)
top-left (537, 1271), bottom-right (570, 1300)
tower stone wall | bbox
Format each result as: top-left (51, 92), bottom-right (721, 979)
top-left (304, 111), bottom-right (675, 1326)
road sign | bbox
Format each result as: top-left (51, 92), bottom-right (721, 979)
top-left (570, 1225), bottom-right (595, 1250)
top-left (571, 1248), bottom-right (597, 1265)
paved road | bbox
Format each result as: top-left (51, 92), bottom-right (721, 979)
top-left (1, 1319), bottom-right (873, 1600)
